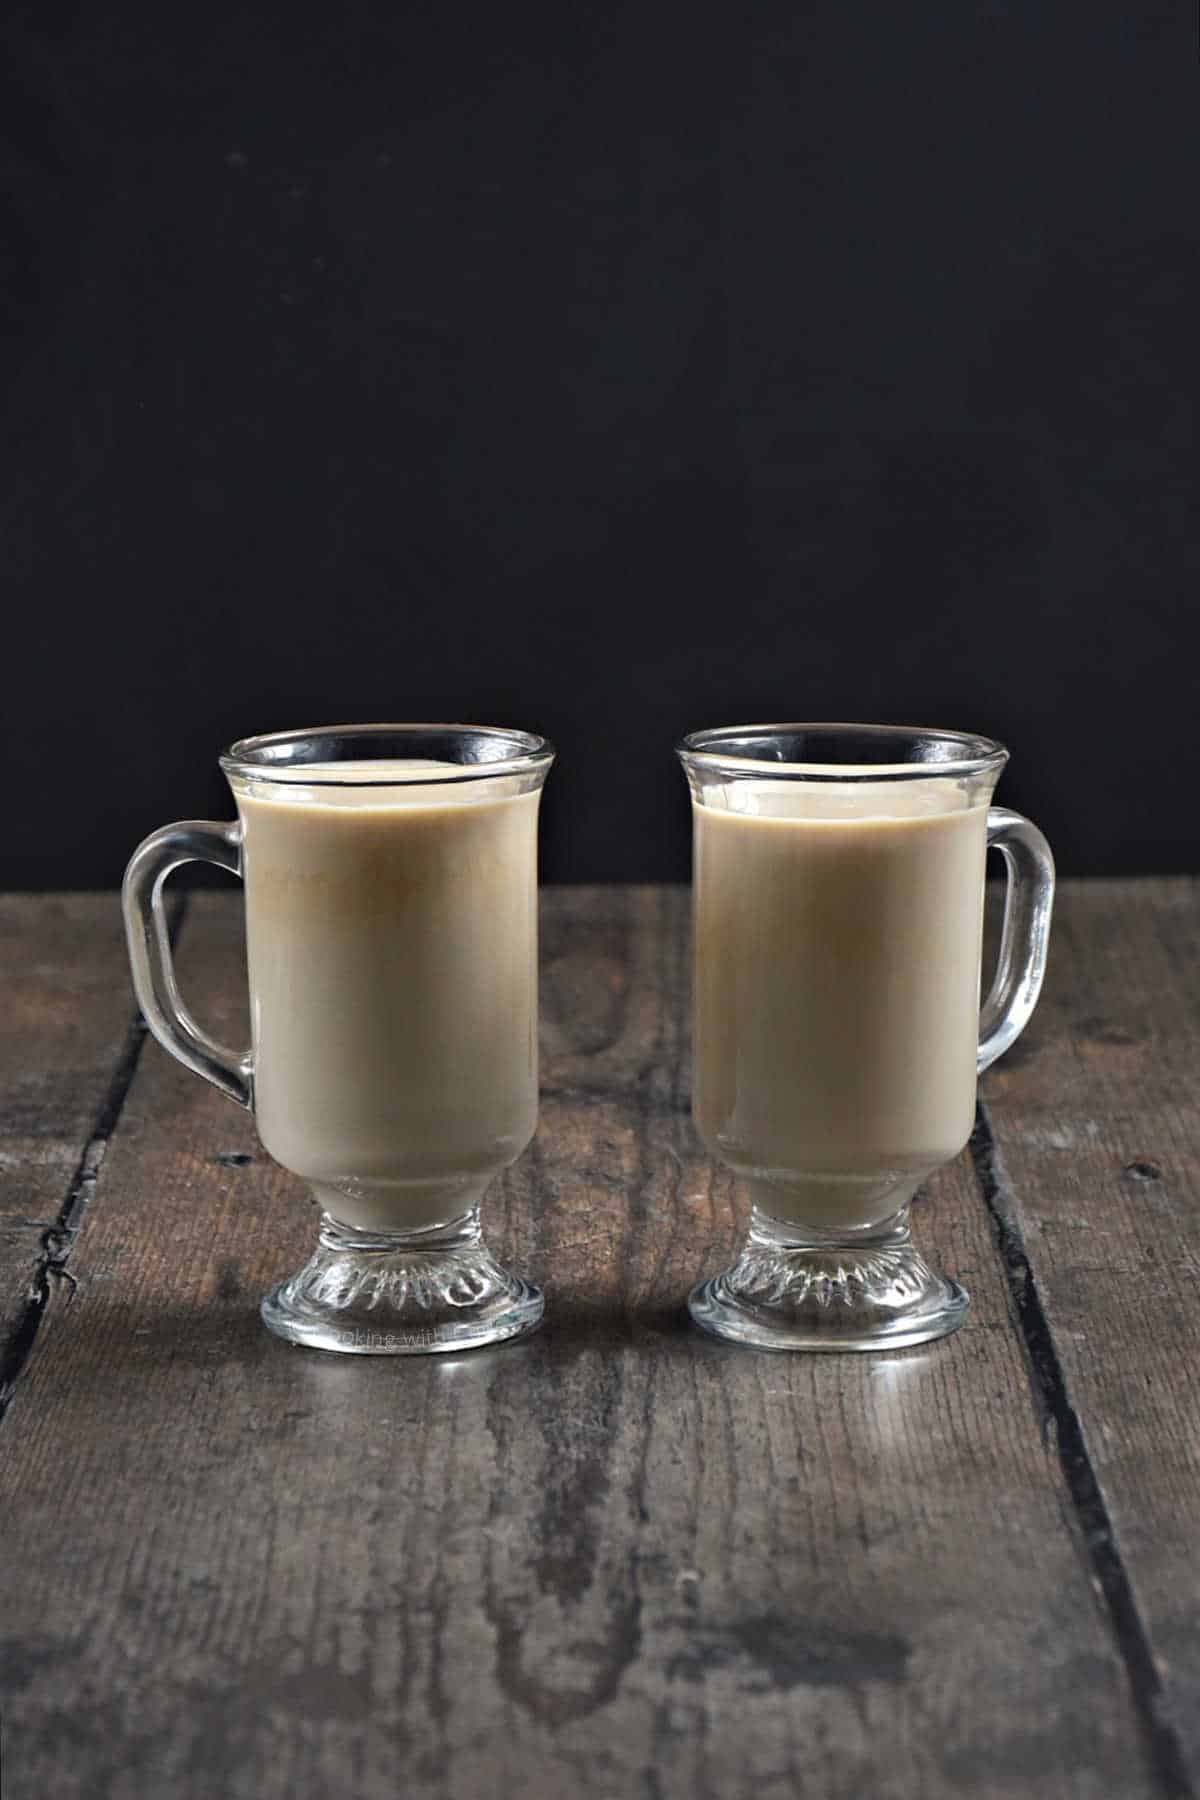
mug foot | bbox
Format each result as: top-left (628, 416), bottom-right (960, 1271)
top-left (688, 1208), bottom-right (968, 1352)
top-left (261, 1210), bottom-right (543, 1354)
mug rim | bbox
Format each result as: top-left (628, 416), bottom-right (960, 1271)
top-left (220, 722), bottom-right (555, 785)
top-left (677, 721), bottom-right (1009, 781)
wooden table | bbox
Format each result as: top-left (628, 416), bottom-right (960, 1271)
top-left (1, 882), bottom-right (1197, 1800)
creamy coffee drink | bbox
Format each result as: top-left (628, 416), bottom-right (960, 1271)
top-left (235, 761), bottom-right (539, 1233)
top-left (693, 779), bottom-right (989, 1231)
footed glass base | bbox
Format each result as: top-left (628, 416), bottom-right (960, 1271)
top-left (261, 1208), bottom-right (543, 1354)
top-left (688, 1206), bottom-right (968, 1352)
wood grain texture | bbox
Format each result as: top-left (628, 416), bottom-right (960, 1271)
top-left (0, 888), bottom-right (1158, 1799)
top-left (982, 877), bottom-right (1200, 1783)
top-left (0, 893), bottom-right (144, 1391)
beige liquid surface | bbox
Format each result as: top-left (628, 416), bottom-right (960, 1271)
top-left (238, 761), bottom-right (539, 1231)
top-left (693, 780), bottom-right (989, 1230)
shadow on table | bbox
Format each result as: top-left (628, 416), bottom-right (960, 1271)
top-left (63, 1286), bottom-right (726, 1380)
top-left (55, 1283), bottom-right (944, 1421)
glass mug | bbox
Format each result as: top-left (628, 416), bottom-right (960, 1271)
top-left (678, 723), bottom-right (1054, 1352)
top-left (123, 724), bottom-right (554, 1354)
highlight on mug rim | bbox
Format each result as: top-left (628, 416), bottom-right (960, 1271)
top-left (220, 722), bottom-right (556, 787)
top-left (677, 721), bottom-right (1009, 783)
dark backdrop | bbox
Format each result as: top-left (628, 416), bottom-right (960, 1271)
top-left (3, 2), bottom-right (1197, 885)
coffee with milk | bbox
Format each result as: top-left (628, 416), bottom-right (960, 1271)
top-left (237, 761), bottom-right (540, 1233)
top-left (693, 778), bottom-right (988, 1232)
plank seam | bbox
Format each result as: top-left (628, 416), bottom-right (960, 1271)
top-left (0, 894), bottom-right (188, 1429)
top-left (971, 1099), bottom-right (1195, 1800)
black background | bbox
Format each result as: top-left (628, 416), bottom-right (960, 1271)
top-left (2, 2), bottom-right (1196, 885)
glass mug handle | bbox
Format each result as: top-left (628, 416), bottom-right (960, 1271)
top-left (978, 806), bottom-right (1055, 1074)
top-left (122, 821), bottom-right (253, 1109)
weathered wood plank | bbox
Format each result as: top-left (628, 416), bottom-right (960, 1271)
top-left (0, 893), bottom-right (143, 1394)
top-left (0, 889), bottom-right (1154, 1798)
top-left (982, 876), bottom-right (1200, 1783)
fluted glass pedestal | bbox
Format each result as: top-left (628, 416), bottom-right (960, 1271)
top-left (261, 1208), bottom-right (544, 1355)
top-left (687, 1204), bottom-right (968, 1353)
